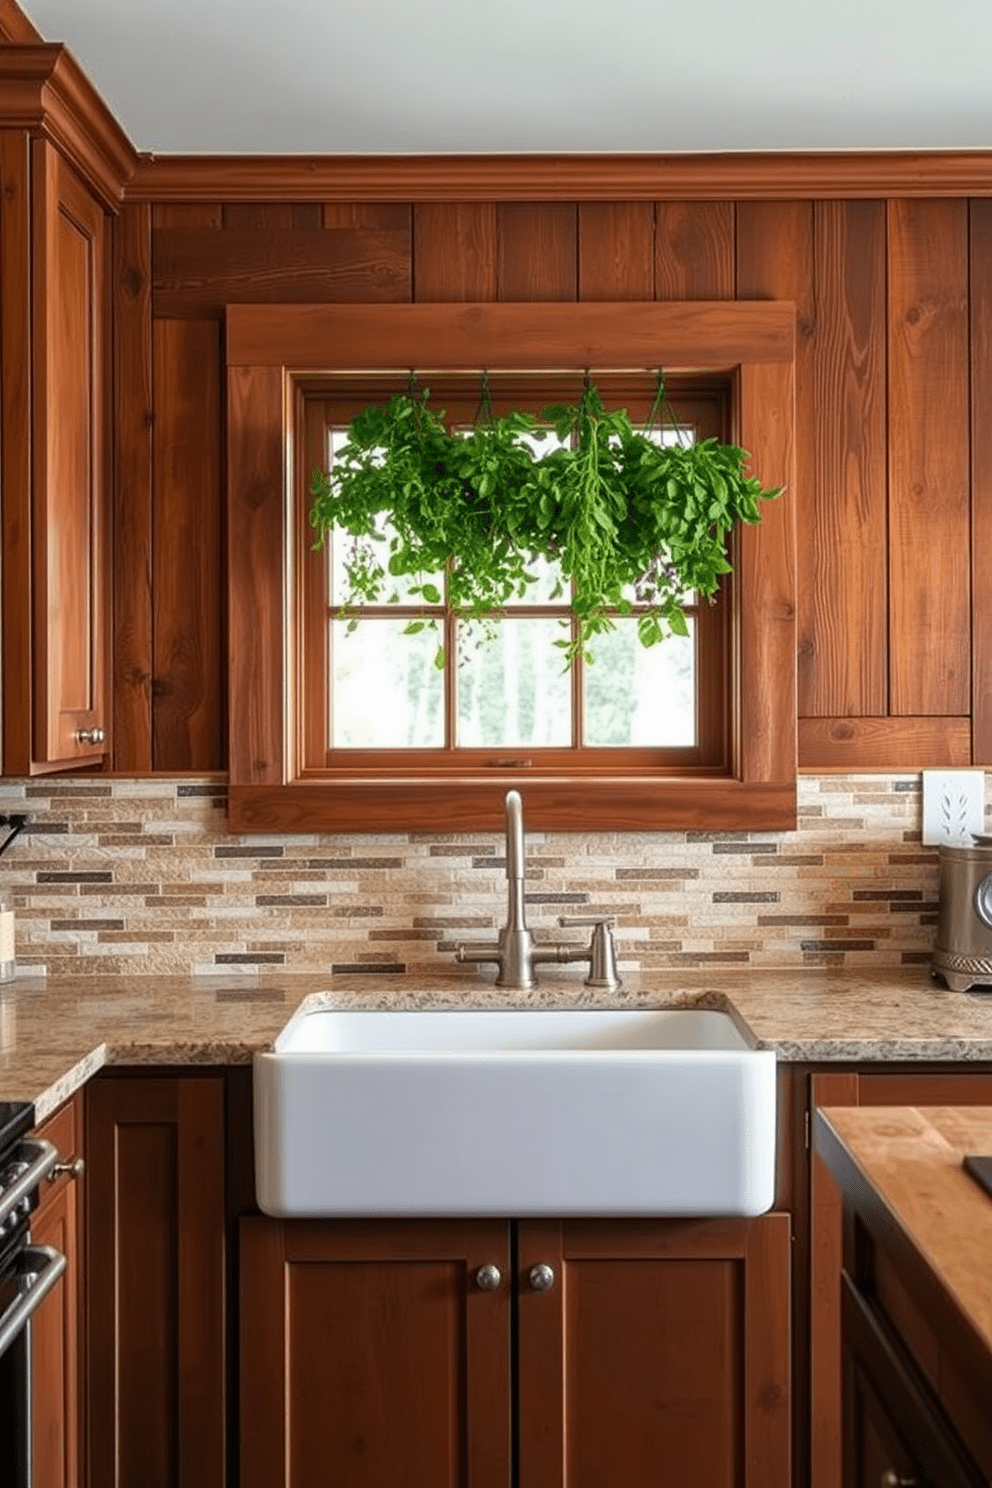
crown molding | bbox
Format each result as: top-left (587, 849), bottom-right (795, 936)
top-left (125, 149), bottom-right (992, 204)
top-left (0, 44), bottom-right (136, 208)
top-left (0, 0), bottom-right (41, 43)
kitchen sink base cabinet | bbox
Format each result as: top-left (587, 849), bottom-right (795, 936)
top-left (240, 1212), bottom-right (791, 1488)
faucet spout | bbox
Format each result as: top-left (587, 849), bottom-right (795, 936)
top-left (504, 789), bottom-right (527, 933)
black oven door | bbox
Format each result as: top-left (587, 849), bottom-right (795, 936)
top-left (0, 1244), bottom-right (67, 1488)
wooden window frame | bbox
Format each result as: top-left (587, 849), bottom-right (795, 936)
top-left (226, 300), bottom-right (796, 833)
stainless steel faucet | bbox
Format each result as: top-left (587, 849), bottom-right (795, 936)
top-left (455, 789), bottom-right (621, 992)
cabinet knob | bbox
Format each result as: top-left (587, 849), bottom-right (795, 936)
top-left (528, 1263), bottom-right (556, 1291)
top-left (880, 1472), bottom-right (917, 1488)
top-left (51, 1156), bottom-right (85, 1182)
top-left (75, 727), bottom-right (105, 746)
top-left (474, 1264), bottom-right (502, 1292)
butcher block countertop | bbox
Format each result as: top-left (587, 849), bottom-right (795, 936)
top-left (6, 963), bottom-right (992, 1121)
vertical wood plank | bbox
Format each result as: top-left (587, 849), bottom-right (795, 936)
top-left (227, 363), bottom-right (286, 787)
top-left (222, 203), bottom-right (295, 231)
top-left (745, 1214), bottom-right (793, 1486)
top-left (496, 203), bottom-right (577, 301)
top-left (322, 203), bottom-right (411, 232)
top-left (413, 204), bottom-right (497, 302)
top-left (737, 202), bottom-right (817, 719)
top-left (152, 320), bottom-right (224, 769)
top-left (887, 198), bottom-right (970, 716)
top-left (578, 203), bottom-right (654, 299)
top-left (177, 1079), bottom-right (227, 1486)
top-left (655, 202), bottom-right (735, 299)
top-left (113, 202), bottom-right (154, 771)
top-left (970, 199), bottom-right (992, 763)
top-left (0, 129), bottom-right (33, 773)
top-left (804, 200), bottom-right (888, 718)
top-left (810, 1073), bottom-right (861, 1488)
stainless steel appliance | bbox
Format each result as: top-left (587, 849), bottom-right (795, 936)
top-left (0, 1102), bottom-right (67, 1488)
top-left (933, 840), bottom-right (992, 991)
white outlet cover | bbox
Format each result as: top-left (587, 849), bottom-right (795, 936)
top-left (921, 770), bottom-right (987, 846)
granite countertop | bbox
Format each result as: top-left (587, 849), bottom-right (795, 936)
top-left (6, 963), bottom-right (992, 1123)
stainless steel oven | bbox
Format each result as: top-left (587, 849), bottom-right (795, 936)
top-left (0, 1103), bottom-right (67, 1488)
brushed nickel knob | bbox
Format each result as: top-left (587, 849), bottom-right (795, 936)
top-left (51, 1156), bottom-right (85, 1182)
top-left (528, 1263), bottom-right (555, 1291)
top-left (475, 1264), bottom-right (502, 1292)
top-left (880, 1472), bottom-right (917, 1488)
top-left (74, 727), bottom-right (105, 746)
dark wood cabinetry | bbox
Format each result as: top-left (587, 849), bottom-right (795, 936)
top-left (30, 1094), bottom-right (84, 1488)
top-left (241, 1210), bottom-right (792, 1487)
top-left (86, 1075), bottom-right (227, 1488)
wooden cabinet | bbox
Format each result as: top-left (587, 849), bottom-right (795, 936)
top-left (809, 1071), bottom-right (992, 1488)
top-left (240, 1211), bottom-right (792, 1488)
top-left (86, 1075), bottom-right (227, 1488)
top-left (30, 1093), bottom-right (84, 1488)
top-left (0, 126), bottom-right (112, 774)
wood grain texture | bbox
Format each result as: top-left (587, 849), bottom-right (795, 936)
top-left (578, 202), bottom-right (655, 299)
top-left (152, 319), bottom-right (224, 770)
top-left (225, 299), bottom-right (796, 369)
top-left (517, 1217), bottom-right (791, 1488)
top-left (152, 203), bottom-right (223, 230)
top-left (86, 1077), bottom-right (226, 1488)
top-left (153, 222), bottom-right (412, 317)
top-left (112, 201), bottom-right (154, 770)
top-left (413, 203), bottom-right (497, 301)
top-left (31, 140), bottom-right (110, 766)
top-left (0, 129), bottom-right (33, 774)
top-left (226, 364), bottom-right (287, 786)
top-left (655, 201), bottom-right (735, 299)
top-left (240, 1217), bottom-right (511, 1488)
top-left (810, 1072), bottom-right (860, 1488)
top-left (0, 0), bottom-right (42, 40)
top-left (803, 201), bottom-right (888, 718)
top-left (32, 1095), bottom-right (82, 1488)
top-left (970, 199), bottom-right (992, 764)
top-left (887, 198), bottom-right (970, 717)
top-left (738, 359), bottom-right (797, 787)
top-left (798, 715), bottom-right (971, 768)
top-left (496, 203), bottom-right (577, 301)
top-left (126, 151), bottom-right (992, 205)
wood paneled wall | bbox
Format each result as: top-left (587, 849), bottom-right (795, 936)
top-left (112, 185), bottom-right (988, 775)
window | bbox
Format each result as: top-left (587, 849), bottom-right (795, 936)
top-left (300, 376), bottom-right (730, 778)
top-left (226, 300), bottom-right (796, 832)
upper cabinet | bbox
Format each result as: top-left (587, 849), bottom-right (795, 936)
top-left (0, 45), bottom-right (135, 775)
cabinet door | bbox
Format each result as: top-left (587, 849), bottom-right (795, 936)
top-left (31, 1095), bottom-right (83, 1488)
top-left (86, 1076), bottom-right (226, 1488)
top-left (518, 1214), bottom-right (792, 1488)
top-left (31, 138), bottom-right (109, 766)
top-left (240, 1216), bottom-right (511, 1488)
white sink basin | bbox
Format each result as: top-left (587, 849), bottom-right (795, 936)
top-left (253, 1006), bottom-right (777, 1218)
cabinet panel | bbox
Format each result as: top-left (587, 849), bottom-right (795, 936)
top-left (30, 139), bottom-right (110, 767)
top-left (517, 1216), bottom-right (792, 1488)
top-left (240, 1217), bottom-right (511, 1488)
top-left (86, 1076), bottom-right (226, 1488)
top-left (31, 1095), bottom-right (83, 1488)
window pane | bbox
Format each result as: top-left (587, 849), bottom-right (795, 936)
top-left (326, 432), bottom-right (444, 606)
top-left (331, 619), bottom-right (444, 748)
top-left (583, 619), bottom-right (696, 746)
top-left (456, 619), bottom-right (572, 747)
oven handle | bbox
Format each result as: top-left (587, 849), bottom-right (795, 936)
top-left (0, 1245), bottom-right (67, 1361)
top-left (0, 1139), bottom-right (59, 1230)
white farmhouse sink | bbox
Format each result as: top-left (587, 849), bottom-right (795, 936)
top-left (253, 1006), bottom-right (776, 1219)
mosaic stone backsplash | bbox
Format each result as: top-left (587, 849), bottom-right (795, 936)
top-left (0, 774), bottom-right (981, 978)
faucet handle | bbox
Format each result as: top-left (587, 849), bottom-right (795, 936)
top-left (557, 917), bottom-right (621, 992)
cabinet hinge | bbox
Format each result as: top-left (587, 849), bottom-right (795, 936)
top-left (804, 1110), bottom-right (810, 1150)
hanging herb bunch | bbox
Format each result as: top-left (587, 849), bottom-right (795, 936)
top-left (309, 374), bottom-right (782, 667)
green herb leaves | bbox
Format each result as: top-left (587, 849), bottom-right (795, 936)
top-left (309, 382), bottom-right (781, 668)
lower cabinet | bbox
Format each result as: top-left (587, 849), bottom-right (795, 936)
top-left (240, 1211), bottom-right (792, 1488)
top-left (31, 1094), bottom-right (84, 1488)
top-left (86, 1075), bottom-right (227, 1488)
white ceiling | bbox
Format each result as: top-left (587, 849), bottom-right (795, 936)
top-left (19, 0), bottom-right (992, 156)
